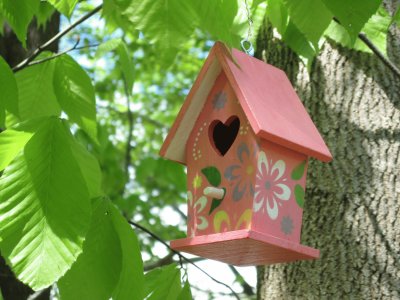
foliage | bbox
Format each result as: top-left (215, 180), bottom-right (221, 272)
top-left (0, 0), bottom-right (396, 298)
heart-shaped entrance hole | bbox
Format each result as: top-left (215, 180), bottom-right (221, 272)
top-left (209, 116), bottom-right (240, 156)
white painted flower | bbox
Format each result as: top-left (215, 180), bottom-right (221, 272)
top-left (187, 191), bottom-right (208, 237)
top-left (253, 151), bottom-right (291, 220)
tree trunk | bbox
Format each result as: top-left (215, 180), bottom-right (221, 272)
top-left (256, 2), bottom-right (400, 299)
top-left (0, 12), bottom-right (60, 300)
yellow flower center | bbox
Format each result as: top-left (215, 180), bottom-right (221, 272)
top-left (246, 165), bottom-right (254, 175)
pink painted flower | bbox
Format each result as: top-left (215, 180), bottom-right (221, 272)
top-left (254, 151), bottom-right (291, 220)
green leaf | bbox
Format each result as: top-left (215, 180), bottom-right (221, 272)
top-left (0, 56), bottom-right (19, 117)
top-left (0, 117), bottom-right (91, 290)
top-left (283, 0), bottom-right (332, 47)
top-left (193, 0), bottom-right (238, 46)
top-left (58, 198), bottom-right (121, 300)
top-left (35, 1), bottom-right (55, 27)
top-left (66, 123), bottom-right (102, 198)
top-left (291, 160), bottom-right (307, 180)
top-left (266, 0), bottom-right (289, 36)
top-left (117, 43), bottom-right (135, 95)
top-left (47, 0), bottom-right (78, 18)
top-left (201, 166), bottom-right (221, 187)
top-left (16, 55), bottom-right (61, 120)
top-left (53, 54), bottom-right (97, 142)
top-left (294, 184), bottom-right (305, 208)
top-left (95, 38), bottom-right (123, 58)
top-left (325, 7), bottom-right (390, 56)
top-left (103, 0), bottom-right (134, 32)
top-left (394, 6), bottom-right (400, 25)
top-left (144, 264), bottom-right (182, 300)
top-left (127, 0), bottom-right (198, 56)
top-left (0, 0), bottom-right (40, 45)
top-left (0, 106), bottom-right (4, 128)
top-left (283, 21), bottom-right (316, 62)
top-left (177, 281), bottom-right (192, 300)
top-left (110, 204), bottom-right (144, 300)
top-left (321, 0), bottom-right (382, 43)
top-left (0, 123), bottom-right (36, 171)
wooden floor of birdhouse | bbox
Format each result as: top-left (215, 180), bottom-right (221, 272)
top-left (171, 230), bottom-right (319, 266)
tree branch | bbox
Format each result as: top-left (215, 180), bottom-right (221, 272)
top-left (122, 76), bottom-right (134, 176)
top-left (24, 42), bottom-right (100, 68)
top-left (333, 17), bottom-right (400, 78)
top-left (128, 220), bottom-right (240, 300)
top-left (228, 265), bottom-right (255, 296)
top-left (13, 4), bottom-right (103, 72)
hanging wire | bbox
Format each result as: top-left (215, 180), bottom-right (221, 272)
top-left (241, 0), bottom-right (254, 54)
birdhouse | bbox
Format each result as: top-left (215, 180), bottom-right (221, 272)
top-left (159, 42), bottom-right (332, 266)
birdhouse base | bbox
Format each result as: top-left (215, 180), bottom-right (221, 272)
top-left (171, 230), bottom-right (319, 266)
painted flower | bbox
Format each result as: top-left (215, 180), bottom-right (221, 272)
top-left (254, 151), bottom-right (291, 220)
top-left (224, 142), bottom-right (258, 201)
top-left (212, 91), bottom-right (227, 110)
top-left (281, 216), bottom-right (294, 235)
top-left (187, 191), bottom-right (208, 237)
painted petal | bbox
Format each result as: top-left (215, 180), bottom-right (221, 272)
top-left (197, 216), bottom-right (209, 230)
top-left (271, 160), bottom-right (286, 181)
top-left (233, 182), bottom-right (246, 201)
top-left (266, 197), bottom-right (279, 220)
top-left (187, 191), bottom-right (193, 206)
top-left (274, 183), bottom-right (291, 201)
top-left (224, 165), bottom-right (240, 181)
top-left (253, 195), bottom-right (264, 212)
top-left (194, 196), bottom-right (207, 213)
top-left (257, 151), bottom-right (268, 175)
top-left (213, 210), bottom-right (230, 232)
top-left (237, 142), bottom-right (250, 163)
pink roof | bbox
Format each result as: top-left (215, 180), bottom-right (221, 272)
top-left (160, 42), bottom-right (332, 163)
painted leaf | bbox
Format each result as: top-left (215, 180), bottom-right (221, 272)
top-left (144, 264), bottom-right (182, 300)
top-left (0, 0), bottom-right (40, 45)
top-left (0, 56), bottom-right (18, 117)
top-left (47, 0), bottom-right (78, 18)
top-left (16, 55), bottom-right (61, 120)
top-left (321, 0), bottom-right (382, 43)
top-left (294, 184), bottom-right (305, 208)
top-left (209, 198), bottom-right (223, 215)
top-left (0, 117), bottom-right (91, 290)
top-left (201, 166), bottom-right (221, 187)
top-left (283, 0), bottom-right (332, 47)
top-left (110, 203), bottom-right (144, 300)
top-left (58, 199), bottom-right (122, 300)
top-left (53, 54), bottom-right (97, 142)
top-left (177, 281), bottom-right (192, 300)
top-left (291, 160), bottom-right (307, 180)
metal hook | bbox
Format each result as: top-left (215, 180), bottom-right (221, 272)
top-left (241, 39), bottom-right (253, 55)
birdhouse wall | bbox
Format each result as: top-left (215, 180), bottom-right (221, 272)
top-left (185, 71), bottom-right (309, 244)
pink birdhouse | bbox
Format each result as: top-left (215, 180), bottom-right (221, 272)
top-left (159, 42), bottom-right (332, 266)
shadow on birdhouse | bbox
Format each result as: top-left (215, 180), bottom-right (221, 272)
top-left (159, 42), bottom-right (332, 266)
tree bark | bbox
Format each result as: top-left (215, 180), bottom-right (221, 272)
top-left (0, 12), bottom-right (60, 300)
top-left (256, 2), bottom-right (400, 299)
